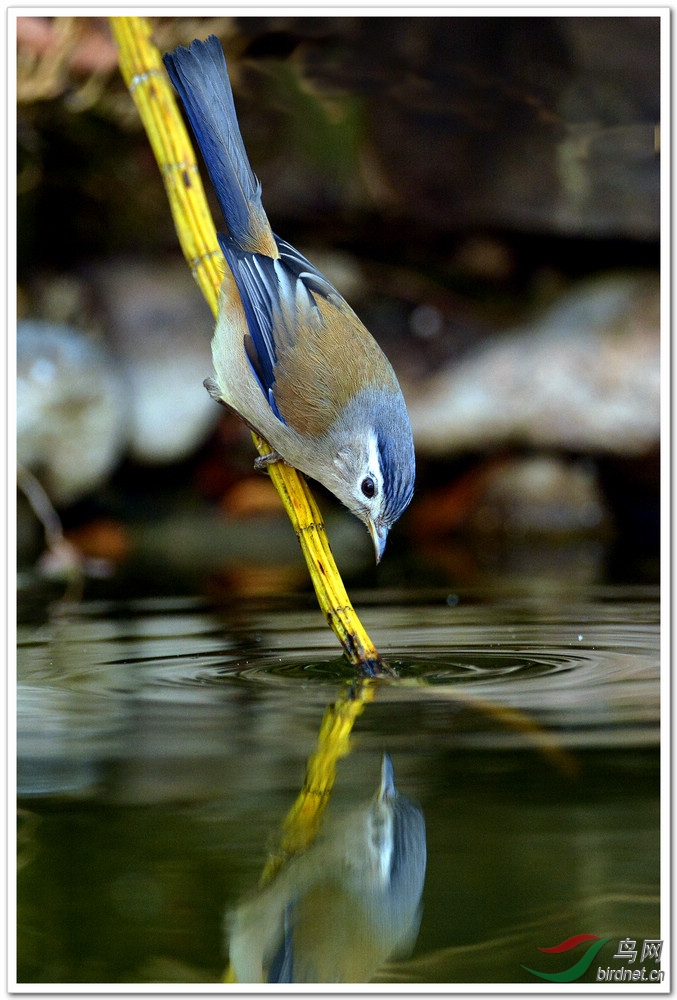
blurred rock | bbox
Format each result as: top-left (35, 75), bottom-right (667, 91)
top-left (469, 455), bottom-right (607, 536)
top-left (219, 476), bottom-right (282, 517)
top-left (124, 502), bottom-right (371, 593)
top-left (413, 455), bottom-right (609, 540)
top-left (236, 15), bottom-right (659, 239)
top-left (408, 453), bottom-right (611, 588)
top-left (90, 258), bottom-right (220, 464)
top-left (409, 271), bottom-right (660, 457)
top-left (17, 319), bottom-right (128, 503)
top-left (18, 256), bottom-right (224, 514)
top-left (64, 518), bottom-right (130, 563)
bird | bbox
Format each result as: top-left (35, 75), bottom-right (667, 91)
top-left (163, 36), bottom-right (415, 562)
top-left (227, 752), bottom-right (427, 983)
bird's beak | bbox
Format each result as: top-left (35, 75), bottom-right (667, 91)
top-left (379, 752), bottom-right (396, 802)
top-left (368, 518), bottom-right (388, 563)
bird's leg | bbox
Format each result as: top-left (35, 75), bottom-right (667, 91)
top-left (254, 451), bottom-right (285, 471)
top-left (204, 377), bottom-right (288, 471)
top-left (203, 376), bottom-right (222, 400)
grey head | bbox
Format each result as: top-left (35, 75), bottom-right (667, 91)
top-left (326, 384), bottom-right (416, 562)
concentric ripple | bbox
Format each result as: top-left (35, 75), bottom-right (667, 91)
top-left (16, 587), bottom-right (660, 798)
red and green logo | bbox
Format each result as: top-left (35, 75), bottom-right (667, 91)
top-left (522, 934), bottom-right (612, 982)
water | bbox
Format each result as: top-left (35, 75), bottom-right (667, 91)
top-left (16, 586), bottom-right (661, 985)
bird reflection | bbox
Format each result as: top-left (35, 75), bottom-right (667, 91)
top-left (227, 753), bottom-right (426, 983)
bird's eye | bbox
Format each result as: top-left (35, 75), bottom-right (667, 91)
top-left (361, 476), bottom-right (376, 499)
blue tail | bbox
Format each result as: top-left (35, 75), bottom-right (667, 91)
top-left (163, 36), bottom-right (274, 254)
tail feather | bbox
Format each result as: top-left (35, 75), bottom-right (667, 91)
top-left (163, 35), bottom-right (276, 256)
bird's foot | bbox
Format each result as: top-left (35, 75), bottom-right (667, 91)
top-left (254, 451), bottom-right (285, 471)
top-left (203, 376), bottom-right (221, 400)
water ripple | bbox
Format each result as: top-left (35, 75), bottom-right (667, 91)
top-left (16, 589), bottom-right (660, 766)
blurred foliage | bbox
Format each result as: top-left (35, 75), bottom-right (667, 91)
top-left (17, 15), bottom-right (660, 276)
top-left (16, 16), bottom-right (371, 273)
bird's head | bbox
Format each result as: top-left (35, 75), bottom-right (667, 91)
top-left (324, 386), bottom-right (415, 562)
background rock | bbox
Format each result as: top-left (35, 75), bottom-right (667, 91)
top-left (409, 271), bottom-right (660, 457)
top-left (88, 259), bottom-right (220, 464)
top-left (15, 15), bottom-right (662, 589)
top-left (17, 320), bottom-right (128, 504)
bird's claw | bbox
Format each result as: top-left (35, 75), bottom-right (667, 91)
top-left (254, 450), bottom-right (284, 471)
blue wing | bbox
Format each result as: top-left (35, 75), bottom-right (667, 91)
top-left (218, 233), bottom-right (340, 423)
top-left (267, 901), bottom-right (296, 982)
top-left (165, 35), bottom-right (344, 428)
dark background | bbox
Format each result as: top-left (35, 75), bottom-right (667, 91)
top-left (16, 15), bottom-right (661, 597)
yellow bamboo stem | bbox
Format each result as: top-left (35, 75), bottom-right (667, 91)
top-left (109, 23), bottom-right (391, 983)
top-left (259, 679), bottom-right (376, 884)
top-left (110, 16), bottom-right (225, 313)
top-left (109, 16), bottom-right (390, 676)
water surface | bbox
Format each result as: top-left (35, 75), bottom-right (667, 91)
top-left (16, 586), bottom-right (661, 984)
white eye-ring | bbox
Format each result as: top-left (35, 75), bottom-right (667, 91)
top-left (360, 433), bottom-right (382, 504)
